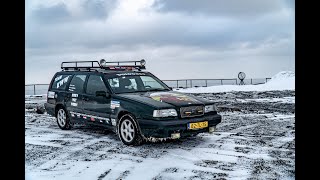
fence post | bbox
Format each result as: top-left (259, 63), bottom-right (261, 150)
top-left (185, 80), bottom-right (187, 88)
top-left (190, 80), bottom-right (192, 87)
top-left (251, 78), bottom-right (252, 84)
top-left (236, 79), bottom-right (237, 85)
top-left (221, 79), bottom-right (223, 85)
top-left (205, 80), bottom-right (207, 87)
top-left (176, 80), bottom-right (178, 88)
top-left (33, 85), bottom-right (36, 95)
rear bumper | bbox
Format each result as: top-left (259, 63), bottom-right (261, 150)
top-left (137, 114), bottom-right (222, 138)
top-left (44, 102), bottom-right (55, 116)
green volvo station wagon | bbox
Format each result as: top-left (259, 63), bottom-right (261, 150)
top-left (44, 59), bottom-right (222, 145)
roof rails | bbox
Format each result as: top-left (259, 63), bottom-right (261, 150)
top-left (61, 59), bottom-right (146, 72)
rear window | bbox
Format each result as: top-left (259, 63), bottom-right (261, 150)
top-left (51, 74), bottom-right (72, 90)
top-left (68, 75), bottom-right (87, 93)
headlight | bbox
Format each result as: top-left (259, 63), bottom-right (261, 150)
top-left (205, 104), bottom-right (217, 113)
top-left (153, 109), bottom-right (177, 117)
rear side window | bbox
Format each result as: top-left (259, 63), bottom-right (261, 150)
top-left (51, 74), bottom-right (72, 90)
top-left (68, 75), bottom-right (87, 93)
top-left (86, 75), bottom-right (108, 95)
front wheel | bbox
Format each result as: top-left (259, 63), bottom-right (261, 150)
top-left (56, 107), bottom-right (72, 130)
top-left (118, 115), bottom-right (143, 146)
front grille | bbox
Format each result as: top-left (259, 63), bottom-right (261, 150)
top-left (180, 106), bottom-right (204, 118)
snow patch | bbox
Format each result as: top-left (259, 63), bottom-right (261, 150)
top-left (269, 71), bottom-right (295, 81)
top-left (175, 71), bottom-right (295, 93)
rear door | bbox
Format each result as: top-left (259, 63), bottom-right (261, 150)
top-left (82, 74), bottom-right (112, 126)
top-left (46, 73), bottom-right (73, 115)
top-left (65, 74), bottom-right (87, 123)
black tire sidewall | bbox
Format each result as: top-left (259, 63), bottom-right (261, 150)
top-left (118, 115), bottom-right (139, 146)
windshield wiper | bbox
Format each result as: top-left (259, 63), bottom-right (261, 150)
top-left (145, 88), bottom-right (169, 92)
top-left (114, 88), bottom-right (169, 94)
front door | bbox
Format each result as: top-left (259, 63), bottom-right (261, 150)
top-left (82, 74), bottom-right (112, 126)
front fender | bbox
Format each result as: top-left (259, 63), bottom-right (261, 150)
top-left (111, 99), bottom-right (155, 120)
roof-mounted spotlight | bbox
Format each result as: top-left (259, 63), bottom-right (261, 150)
top-left (100, 59), bottom-right (107, 66)
top-left (140, 59), bottom-right (146, 66)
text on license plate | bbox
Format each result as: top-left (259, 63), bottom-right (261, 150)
top-left (188, 121), bottom-right (208, 130)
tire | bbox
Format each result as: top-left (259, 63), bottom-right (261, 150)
top-left (118, 114), bottom-right (143, 146)
top-left (56, 107), bottom-right (72, 130)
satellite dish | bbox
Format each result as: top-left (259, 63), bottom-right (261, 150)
top-left (100, 59), bottom-right (106, 66)
top-left (238, 72), bottom-right (246, 85)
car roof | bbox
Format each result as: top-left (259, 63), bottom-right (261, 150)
top-left (58, 60), bottom-right (149, 76)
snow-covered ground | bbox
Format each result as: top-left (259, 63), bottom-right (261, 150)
top-left (175, 71), bottom-right (295, 93)
top-left (25, 90), bottom-right (295, 180)
top-left (25, 71), bottom-right (295, 179)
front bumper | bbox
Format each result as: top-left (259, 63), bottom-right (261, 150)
top-left (137, 114), bottom-right (222, 138)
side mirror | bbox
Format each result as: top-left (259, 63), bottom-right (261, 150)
top-left (95, 91), bottom-right (111, 98)
top-left (169, 87), bottom-right (173, 90)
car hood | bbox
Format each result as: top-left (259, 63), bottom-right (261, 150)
top-left (116, 91), bottom-right (205, 108)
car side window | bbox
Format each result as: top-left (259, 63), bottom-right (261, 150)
top-left (68, 75), bottom-right (87, 93)
top-left (86, 75), bottom-right (108, 95)
top-left (51, 74), bottom-right (72, 90)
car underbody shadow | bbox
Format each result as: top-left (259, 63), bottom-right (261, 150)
top-left (70, 123), bottom-right (207, 148)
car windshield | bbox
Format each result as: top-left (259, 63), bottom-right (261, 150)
top-left (105, 73), bottom-right (170, 94)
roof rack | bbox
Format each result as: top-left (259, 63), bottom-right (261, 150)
top-left (61, 59), bottom-right (146, 72)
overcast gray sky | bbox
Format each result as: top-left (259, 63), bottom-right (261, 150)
top-left (25, 0), bottom-right (295, 84)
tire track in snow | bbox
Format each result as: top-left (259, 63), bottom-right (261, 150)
top-left (97, 169), bottom-right (111, 180)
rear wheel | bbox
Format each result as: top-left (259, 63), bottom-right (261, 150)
top-left (56, 107), bottom-right (71, 130)
top-left (118, 115), bottom-right (143, 146)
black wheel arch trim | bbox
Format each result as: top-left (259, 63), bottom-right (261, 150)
top-left (116, 112), bottom-right (145, 139)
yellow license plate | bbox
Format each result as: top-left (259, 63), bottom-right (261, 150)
top-left (188, 121), bottom-right (208, 130)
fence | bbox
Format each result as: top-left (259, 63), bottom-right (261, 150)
top-left (25, 78), bottom-right (271, 95)
top-left (25, 84), bottom-right (50, 96)
top-left (162, 78), bottom-right (271, 88)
